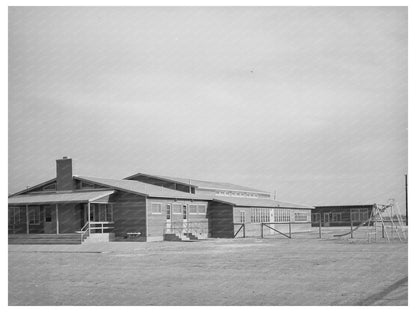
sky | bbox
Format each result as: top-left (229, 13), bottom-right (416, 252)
top-left (8, 7), bottom-right (408, 210)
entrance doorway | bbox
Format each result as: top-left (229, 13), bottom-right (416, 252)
top-left (324, 213), bottom-right (330, 227)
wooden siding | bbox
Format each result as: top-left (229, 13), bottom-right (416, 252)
top-left (208, 202), bottom-right (234, 238)
top-left (110, 192), bottom-right (146, 240)
top-left (58, 203), bottom-right (82, 233)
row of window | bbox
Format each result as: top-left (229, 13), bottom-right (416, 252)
top-left (150, 202), bottom-right (207, 218)
top-left (216, 191), bottom-right (259, 198)
top-left (311, 209), bottom-right (370, 223)
top-left (8, 206), bottom-right (51, 225)
top-left (246, 208), bottom-right (307, 224)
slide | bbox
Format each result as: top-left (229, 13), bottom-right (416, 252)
top-left (333, 217), bottom-right (373, 237)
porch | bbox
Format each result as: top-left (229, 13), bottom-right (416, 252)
top-left (8, 190), bottom-right (115, 243)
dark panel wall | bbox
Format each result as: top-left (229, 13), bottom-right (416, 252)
top-left (58, 203), bottom-right (82, 233)
top-left (208, 202), bottom-right (234, 238)
top-left (110, 192), bottom-right (146, 239)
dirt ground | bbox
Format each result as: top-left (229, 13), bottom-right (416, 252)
top-left (8, 228), bottom-right (408, 306)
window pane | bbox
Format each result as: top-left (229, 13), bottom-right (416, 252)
top-left (197, 205), bottom-right (206, 214)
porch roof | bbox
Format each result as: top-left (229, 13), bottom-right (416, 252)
top-left (8, 190), bottom-right (115, 205)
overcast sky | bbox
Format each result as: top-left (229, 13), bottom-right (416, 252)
top-left (8, 7), bottom-right (407, 209)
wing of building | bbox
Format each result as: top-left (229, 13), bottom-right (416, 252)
top-left (8, 157), bottom-right (314, 244)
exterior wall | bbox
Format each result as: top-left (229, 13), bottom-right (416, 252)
top-left (207, 202), bottom-right (234, 238)
top-left (146, 198), bottom-right (209, 241)
top-left (58, 203), bottom-right (82, 233)
top-left (110, 192), bottom-right (146, 241)
top-left (313, 205), bottom-right (374, 227)
top-left (233, 207), bottom-right (312, 237)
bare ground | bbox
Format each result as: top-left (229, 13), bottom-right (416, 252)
top-left (8, 229), bottom-right (408, 306)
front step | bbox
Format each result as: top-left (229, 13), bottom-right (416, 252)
top-left (8, 234), bottom-right (82, 245)
top-left (83, 233), bottom-right (114, 244)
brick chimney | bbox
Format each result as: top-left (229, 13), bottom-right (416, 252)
top-left (56, 157), bottom-right (73, 191)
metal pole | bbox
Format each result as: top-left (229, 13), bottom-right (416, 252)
top-left (405, 174), bottom-right (408, 226)
top-left (88, 202), bottom-right (91, 235)
top-left (319, 218), bottom-right (322, 239)
top-left (55, 204), bottom-right (59, 234)
top-left (350, 210), bottom-right (353, 239)
top-left (26, 205), bottom-right (29, 234)
top-left (261, 223), bottom-right (263, 238)
top-left (382, 223), bottom-right (385, 238)
top-left (243, 223), bottom-right (245, 238)
top-left (289, 222), bottom-right (292, 238)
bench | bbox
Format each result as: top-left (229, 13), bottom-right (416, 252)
top-left (126, 232), bottom-right (141, 238)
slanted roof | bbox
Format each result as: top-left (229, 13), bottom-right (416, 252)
top-left (212, 197), bottom-right (314, 209)
top-left (125, 173), bottom-right (269, 194)
top-left (8, 190), bottom-right (115, 205)
top-left (10, 178), bottom-right (57, 196)
top-left (76, 176), bottom-right (212, 200)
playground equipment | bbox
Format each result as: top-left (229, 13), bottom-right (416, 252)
top-left (334, 199), bottom-right (407, 242)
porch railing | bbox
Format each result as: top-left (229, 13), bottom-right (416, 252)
top-left (89, 221), bottom-right (114, 233)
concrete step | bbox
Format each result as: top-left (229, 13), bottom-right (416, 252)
top-left (8, 234), bottom-right (82, 245)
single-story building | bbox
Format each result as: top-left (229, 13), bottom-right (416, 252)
top-left (312, 205), bottom-right (375, 227)
top-left (8, 157), bottom-right (314, 244)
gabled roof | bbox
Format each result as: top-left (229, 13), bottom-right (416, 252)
top-left (212, 197), bottom-right (314, 209)
top-left (9, 178), bottom-right (57, 197)
top-left (8, 190), bottom-right (114, 205)
top-left (75, 176), bottom-right (212, 200)
top-left (125, 172), bottom-right (270, 194)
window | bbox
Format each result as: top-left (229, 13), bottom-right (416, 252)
top-left (240, 211), bottom-right (246, 223)
top-left (294, 212), bottom-right (308, 222)
top-left (197, 205), bottom-right (206, 214)
top-left (151, 203), bottom-right (162, 214)
top-left (250, 208), bottom-right (270, 223)
top-left (9, 207), bottom-right (21, 225)
top-left (332, 212), bottom-right (342, 222)
top-left (166, 204), bottom-right (171, 220)
top-left (311, 213), bottom-right (321, 223)
top-left (44, 206), bottom-right (52, 222)
top-left (351, 209), bottom-right (360, 221)
top-left (29, 206), bottom-right (40, 225)
top-left (42, 183), bottom-right (56, 191)
top-left (183, 205), bottom-right (187, 220)
top-left (106, 204), bottom-right (113, 222)
top-left (274, 209), bottom-right (290, 223)
top-left (172, 204), bottom-right (182, 214)
top-left (81, 181), bottom-right (95, 189)
top-left (189, 204), bottom-right (198, 214)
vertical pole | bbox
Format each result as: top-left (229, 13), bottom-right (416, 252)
top-left (405, 174), bottom-right (408, 226)
top-left (55, 204), bottom-right (59, 234)
top-left (319, 217), bottom-right (322, 239)
top-left (243, 223), bottom-right (245, 238)
top-left (289, 222), bottom-right (292, 238)
top-left (88, 202), bottom-right (91, 235)
top-left (261, 223), bottom-right (263, 238)
top-left (26, 205), bottom-right (29, 234)
top-left (350, 210), bottom-right (353, 239)
top-left (382, 223), bottom-right (385, 239)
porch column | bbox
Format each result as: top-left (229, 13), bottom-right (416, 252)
top-left (56, 204), bottom-right (59, 234)
top-left (88, 202), bottom-right (91, 235)
top-left (26, 205), bottom-right (29, 234)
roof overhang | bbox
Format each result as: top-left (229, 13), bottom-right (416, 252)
top-left (8, 190), bottom-right (115, 205)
